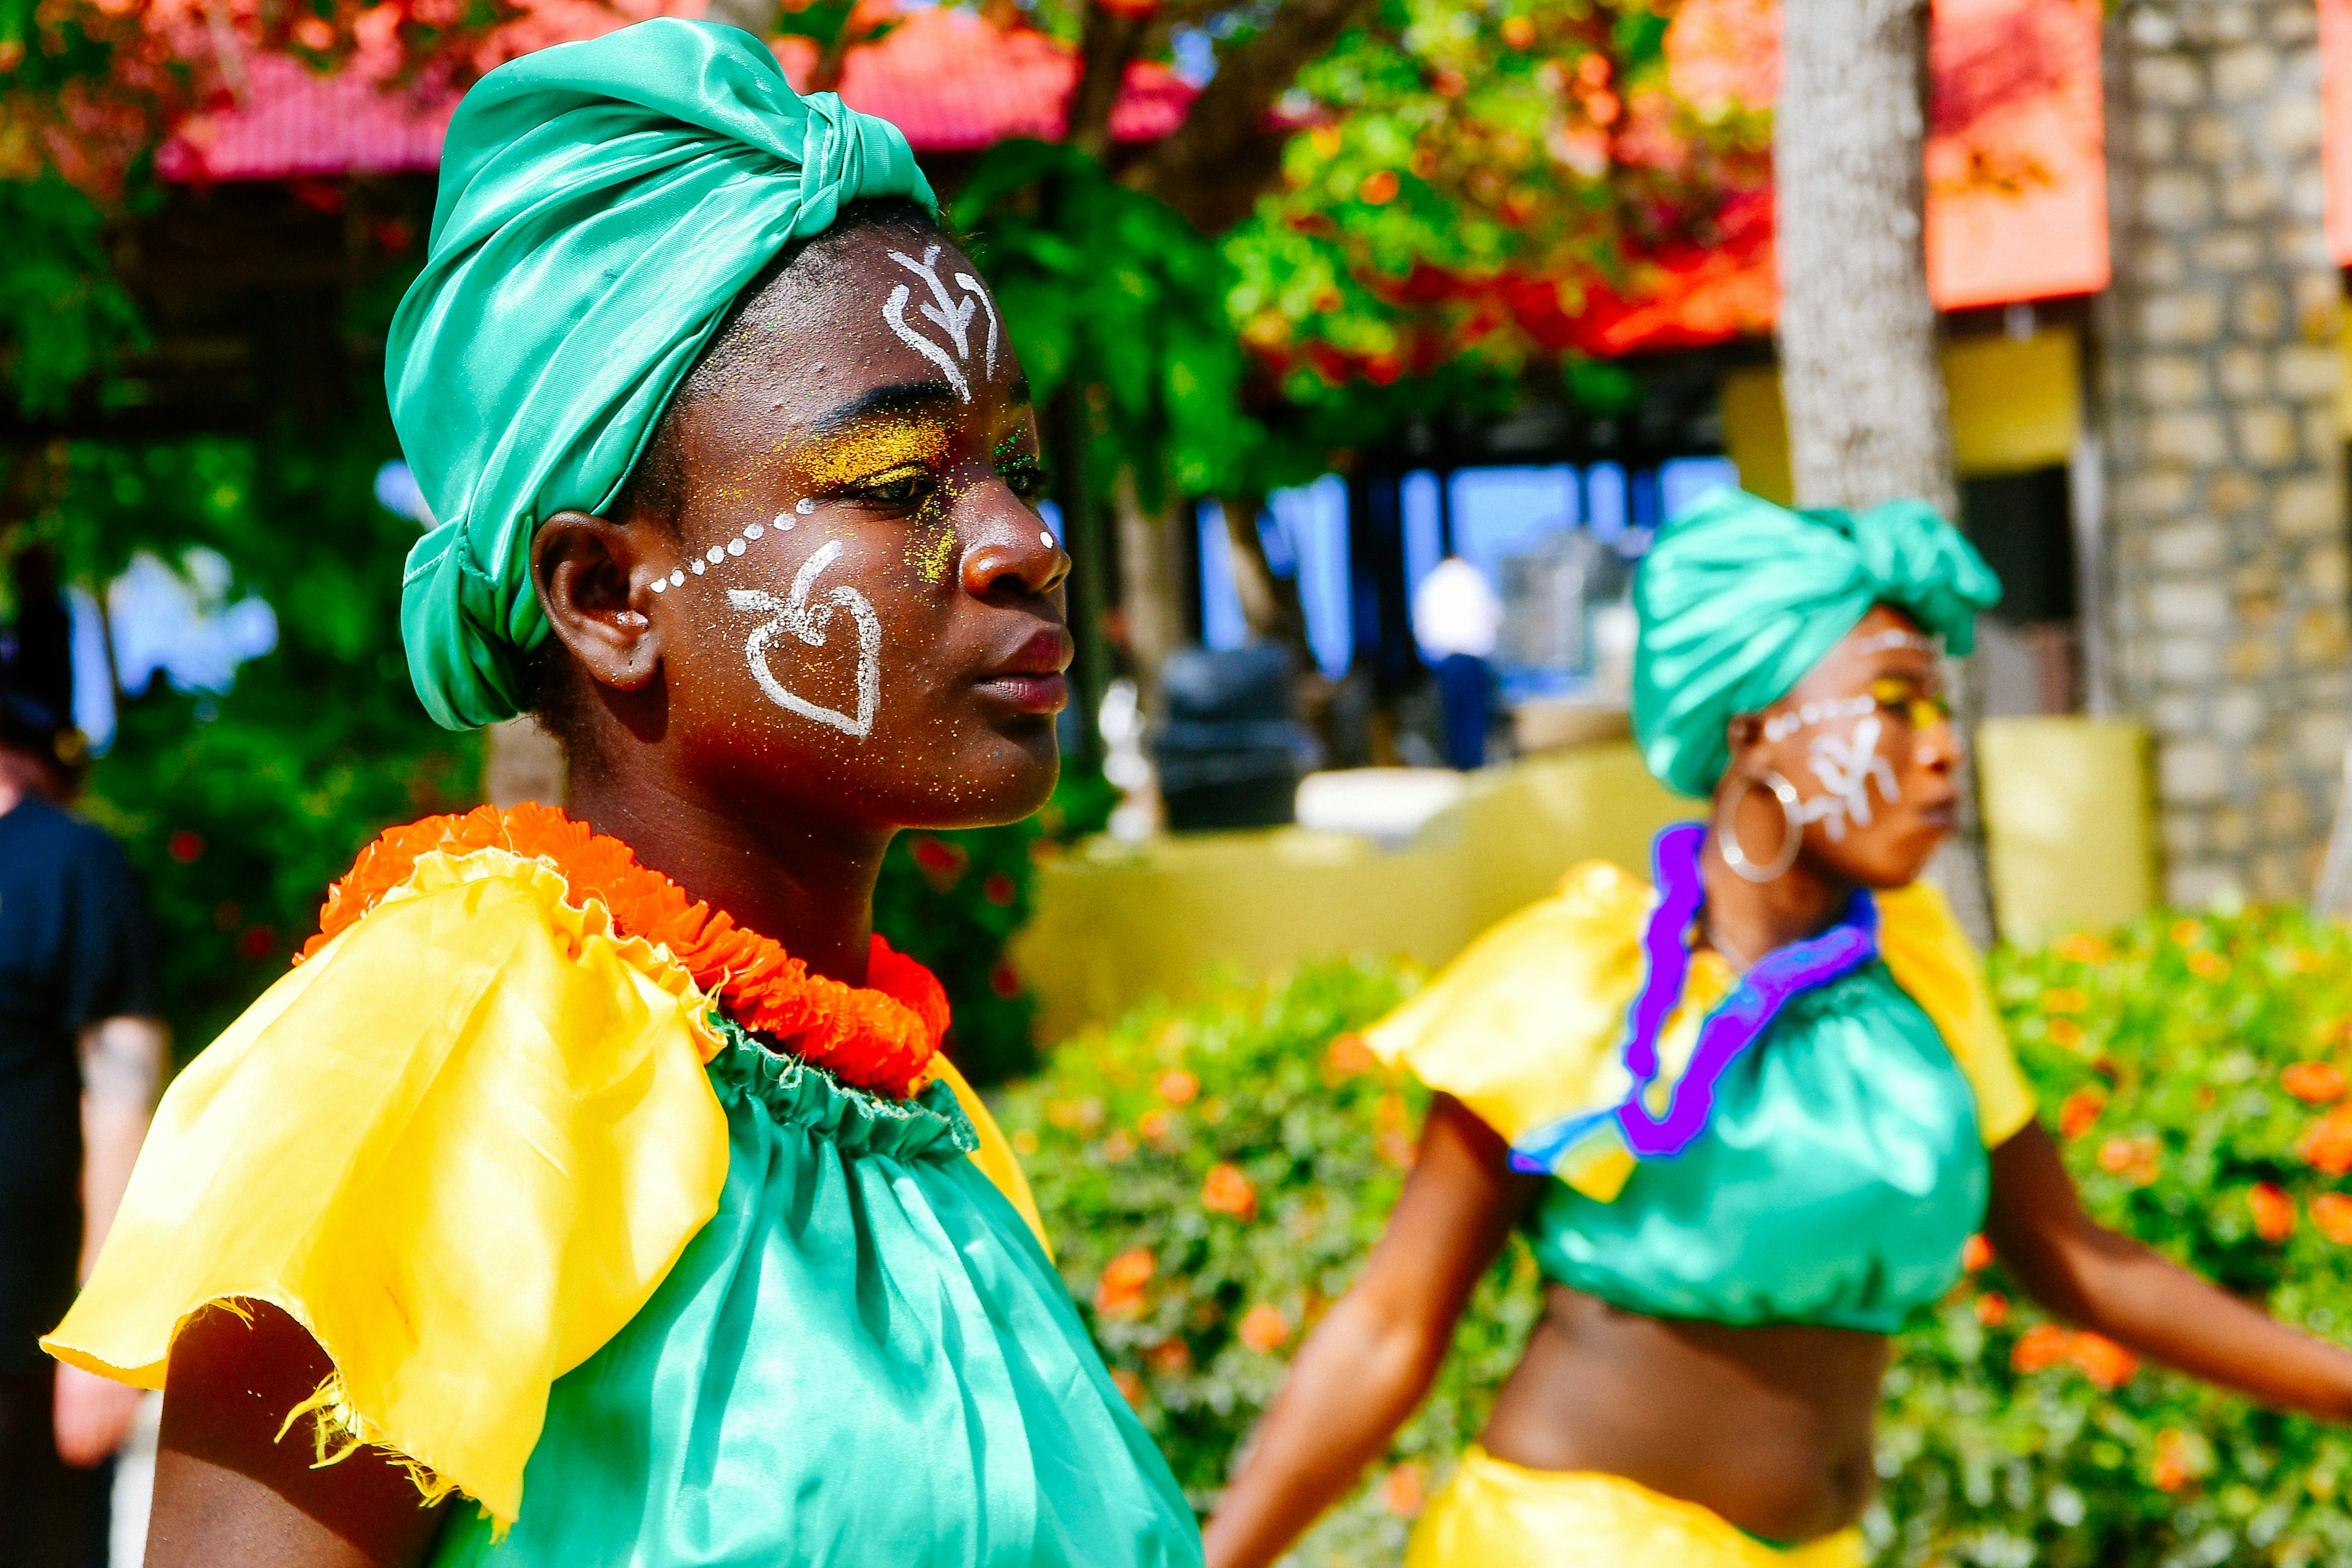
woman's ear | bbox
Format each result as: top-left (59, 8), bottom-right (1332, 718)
top-left (533, 511), bottom-right (664, 693)
top-left (1722, 712), bottom-right (1765, 772)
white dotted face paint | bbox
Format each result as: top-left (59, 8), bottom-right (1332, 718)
top-left (728, 540), bottom-right (883, 739)
top-left (728, 538), bottom-right (746, 556)
top-left (1039, 531), bottom-right (1056, 548)
top-left (707, 546), bottom-right (726, 564)
top-left (1762, 695), bottom-right (1874, 744)
top-left (796, 499), bottom-right (815, 516)
top-left (1850, 628), bottom-right (1938, 658)
top-left (670, 570), bottom-right (686, 587)
top-left (692, 560), bottom-right (706, 575)
top-left (747, 521), bottom-right (765, 540)
top-left (651, 577), bottom-right (668, 594)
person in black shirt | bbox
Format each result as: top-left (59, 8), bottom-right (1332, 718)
top-left (0, 570), bottom-right (166, 1567)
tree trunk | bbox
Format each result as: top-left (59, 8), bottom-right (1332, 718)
top-left (1113, 473), bottom-right (1187, 720)
top-left (1219, 496), bottom-right (1310, 657)
top-left (1774, 0), bottom-right (1996, 949)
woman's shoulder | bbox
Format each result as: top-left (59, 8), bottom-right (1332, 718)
top-left (1364, 859), bottom-right (1655, 1146)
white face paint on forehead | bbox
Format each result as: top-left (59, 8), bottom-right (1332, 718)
top-left (1849, 628), bottom-right (1938, 658)
top-left (881, 245), bottom-right (1002, 404)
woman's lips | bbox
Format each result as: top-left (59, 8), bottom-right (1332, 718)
top-left (974, 673), bottom-right (1069, 714)
top-left (976, 625), bottom-right (1073, 714)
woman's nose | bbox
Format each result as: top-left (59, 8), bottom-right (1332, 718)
top-left (962, 514), bottom-right (1069, 598)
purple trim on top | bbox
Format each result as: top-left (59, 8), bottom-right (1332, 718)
top-left (1507, 821), bottom-right (1880, 1174)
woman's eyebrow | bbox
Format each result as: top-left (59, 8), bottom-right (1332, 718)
top-left (812, 381), bottom-right (960, 435)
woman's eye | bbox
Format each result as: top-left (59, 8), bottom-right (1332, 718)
top-left (848, 469), bottom-right (935, 510)
top-left (1001, 460), bottom-right (1050, 502)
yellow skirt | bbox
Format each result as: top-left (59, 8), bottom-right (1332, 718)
top-left (1405, 1446), bottom-right (1866, 1568)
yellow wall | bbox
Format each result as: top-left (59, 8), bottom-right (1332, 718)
top-left (1721, 327), bottom-right (2084, 503)
top-left (1017, 721), bottom-right (2155, 1040)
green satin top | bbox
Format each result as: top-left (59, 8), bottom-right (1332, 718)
top-left (1365, 862), bottom-right (2036, 1336)
top-left (431, 1020), bottom-right (1202, 1567)
top-left (1525, 962), bottom-right (1985, 1332)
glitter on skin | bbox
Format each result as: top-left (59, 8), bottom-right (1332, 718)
top-left (799, 418), bottom-right (951, 488)
top-left (913, 526), bottom-right (957, 585)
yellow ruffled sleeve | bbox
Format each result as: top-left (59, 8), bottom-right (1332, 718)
top-left (42, 852), bottom-right (731, 1526)
top-left (933, 1055), bottom-right (1054, 1261)
top-left (1879, 880), bottom-right (2037, 1146)
top-left (1364, 861), bottom-right (1732, 1201)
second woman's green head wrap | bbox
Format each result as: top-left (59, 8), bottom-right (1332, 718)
top-left (388, 18), bottom-right (937, 730)
top-left (1631, 486), bottom-right (2002, 799)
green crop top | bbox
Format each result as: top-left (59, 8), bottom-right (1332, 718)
top-left (1365, 842), bottom-right (2036, 1334)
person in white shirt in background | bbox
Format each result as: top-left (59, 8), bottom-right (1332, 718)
top-left (1414, 556), bottom-right (1506, 771)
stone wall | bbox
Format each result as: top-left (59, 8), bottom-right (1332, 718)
top-left (2098, 0), bottom-right (2351, 904)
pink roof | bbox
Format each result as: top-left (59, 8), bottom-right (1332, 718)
top-left (157, 7), bottom-right (1196, 183)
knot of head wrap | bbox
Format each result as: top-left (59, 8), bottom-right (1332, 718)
top-left (1630, 486), bottom-right (2002, 798)
top-left (388, 18), bottom-right (937, 729)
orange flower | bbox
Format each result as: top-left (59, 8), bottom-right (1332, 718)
top-left (2046, 1017), bottom-right (2085, 1049)
top-left (304, 804), bottom-right (946, 1096)
top-left (2299, 1106), bottom-right (2352, 1174)
top-left (1961, 1234), bottom-right (1995, 1272)
top-left (2171, 919), bottom-right (2205, 947)
top-left (2152, 1428), bottom-right (2193, 1492)
top-left (2286, 1062), bottom-right (2349, 1105)
top-left (1202, 1163), bottom-right (1259, 1222)
top-left (2055, 933), bottom-right (2112, 964)
top-left (1357, 170), bottom-right (1400, 205)
top-left (1145, 1338), bottom-right (1193, 1376)
top-left (1326, 1035), bottom-right (1374, 1075)
top-left (1110, 1368), bottom-right (1148, 1411)
top-left (1157, 1069), bottom-right (1200, 1105)
top-left (2251, 1182), bottom-right (2297, 1242)
top-left (2059, 1091), bottom-right (2104, 1139)
top-left (2072, 1332), bottom-right (2139, 1389)
top-left (2043, 987), bottom-right (2088, 1015)
top-left (1499, 13), bottom-right (1536, 47)
top-left (2098, 1136), bottom-right (2161, 1185)
top-left (2314, 1193), bottom-right (2352, 1245)
top-left (1096, 1248), bottom-right (1155, 1317)
top-left (1137, 1109), bottom-right (1173, 1141)
top-left (1975, 1292), bottom-right (2010, 1327)
top-left (2011, 1324), bottom-right (2072, 1373)
top-left (2187, 949), bottom-right (2231, 981)
top-left (1381, 1463), bottom-right (1425, 1518)
top-left (1239, 1303), bottom-right (1291, 1352)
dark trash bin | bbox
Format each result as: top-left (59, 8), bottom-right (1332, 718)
top-left (1153, 644), bottom-right (1314, 833)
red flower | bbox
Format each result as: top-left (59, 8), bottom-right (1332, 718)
top-left (910, 835), bottom-right (969, 893)
top-left (981, 872), bottom-right (1017, 907)
top-left (167, 831), bottom-right (205, 864)
top-left (1961, 1234), bottom-right (1994, 1272)
top-left (1974, 1292), bottom-right (2010, 1327)
top-left (2058, 1090), bottom-right (2103, 1139)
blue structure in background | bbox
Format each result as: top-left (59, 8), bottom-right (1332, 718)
top-left (1191, 456), bottom-right (1741, 687)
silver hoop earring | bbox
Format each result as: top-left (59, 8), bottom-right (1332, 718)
top-left (1718, 770), bottom-right (1803, 883)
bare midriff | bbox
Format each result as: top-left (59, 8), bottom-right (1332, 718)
top-left (1477, 1283), bottom-right (1891, 1545)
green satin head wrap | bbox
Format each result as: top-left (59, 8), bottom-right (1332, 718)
top-left (388, 18), bottom-right (938, 729)
top-left (1631, 486), bottom-right (2002, 798)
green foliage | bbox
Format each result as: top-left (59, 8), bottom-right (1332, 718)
top-left (9, 425), bottom-right (478, 1057)
top-left (877, 766), bottom-right (1117, 1087)
top-left (998, 960), bottom-right (1545, 1562)
top-left (0, 175), bottom-right (146, 417)
top-left (954, 140), bottom-right (1257, 502)
top-left (1006, 912), bottom-right (2352, 1566)
top-left (1879, 908), bottom-right (2352, 1567)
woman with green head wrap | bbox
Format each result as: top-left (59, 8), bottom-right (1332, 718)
top-left (43, 19), bottom-right (1200, 1567)
top-left (1204, 487), bottom-right (2352, 1567)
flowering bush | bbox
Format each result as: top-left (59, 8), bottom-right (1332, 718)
top-left (1005, 908), bottom-right (2352, 1566)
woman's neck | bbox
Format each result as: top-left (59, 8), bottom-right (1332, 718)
top-left (1697, 839), bottom-right (1854, 972)
top-left (564, 764), bottom-right (890, 987)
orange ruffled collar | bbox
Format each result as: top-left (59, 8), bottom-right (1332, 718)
top-left (301, 803), bottom-right (948, 1098)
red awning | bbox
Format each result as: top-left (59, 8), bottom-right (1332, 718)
top-left (157, 2), bottom-right (1194, 183)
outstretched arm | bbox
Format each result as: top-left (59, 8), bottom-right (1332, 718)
top-left (1987, 1122), bottom-right (2352, 1421)
top-left (1201, 1095), bottom-right (1537, 1568)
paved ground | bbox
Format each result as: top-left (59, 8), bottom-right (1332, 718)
top-left (110, 1392), bottom-right (159, 1566)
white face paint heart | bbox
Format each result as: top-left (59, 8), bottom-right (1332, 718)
top-left (881, 246), bottom-right (1001, 405)
top-left (727, 540), bottom-right (882, 739)
top-left (1800, 714), bottom-right (1901, 842)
